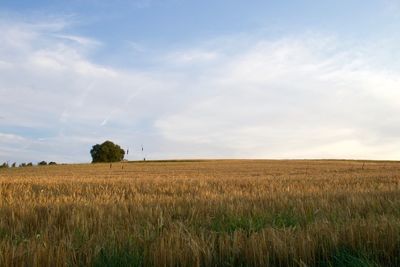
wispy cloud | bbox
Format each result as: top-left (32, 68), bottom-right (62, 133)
top-left (54, 34), bottom-right (102, 48)
top-left (166, 49), bottom-right (219, 64)
top-left (126, 41), bottom-right (146, 53)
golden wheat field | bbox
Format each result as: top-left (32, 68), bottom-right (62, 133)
top-left (1, 160), bottom-right (400, 267)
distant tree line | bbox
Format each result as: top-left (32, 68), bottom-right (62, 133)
top-left (0, 161), bottom-right (57, 169)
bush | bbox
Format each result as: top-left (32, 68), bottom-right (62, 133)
top-left (38, 161), bottom-right (47, 166)
top-left (27, 162), bottom-right (33, 167)
top-left (19, 163), bottom-right (26, 167)
top-left (49, 162), bottom-right (57, 165)
top-left (11, 162), bottom-right (16, 168)
top-left (90, 140), bottom-right (125, 163)
top-left (0, 162), bottom-right (8, 169)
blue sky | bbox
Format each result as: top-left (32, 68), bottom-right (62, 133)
top-left (1, 0), bottom-right (400, 163)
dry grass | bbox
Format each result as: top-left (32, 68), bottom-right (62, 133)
top-left (1, 159), bottom-right (400, 266)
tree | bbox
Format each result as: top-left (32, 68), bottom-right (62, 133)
top-left (90, 140), bottom-right (125, 163)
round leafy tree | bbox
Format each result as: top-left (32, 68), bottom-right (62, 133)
top-left (90, 140), bottom-right (125, 163)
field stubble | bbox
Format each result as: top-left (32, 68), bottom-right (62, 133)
top-left (1, 160), bottom-right (400, 266)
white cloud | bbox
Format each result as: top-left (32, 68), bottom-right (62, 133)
top-left (154, 36), bottom-right (400, 160)
top-left (0, 17), bottom-right (400, 162)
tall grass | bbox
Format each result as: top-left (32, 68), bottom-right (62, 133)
top-left (0, 160), bottom-right (400, 266)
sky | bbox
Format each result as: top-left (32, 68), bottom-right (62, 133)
top-left (1, 0), bottom-right (400, 163)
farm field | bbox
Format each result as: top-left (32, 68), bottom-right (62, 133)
top-left (1, 159), bottom-right (400, 267)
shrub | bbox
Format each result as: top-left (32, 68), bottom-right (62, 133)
top-left (27, 162), bottom-right (33, 167)
top-left (38, 161), bottom-right (47, 166)
top-left (49, 162), bottom-right (57, 165)
top-left (0, 162), bottom-right (8, 168)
